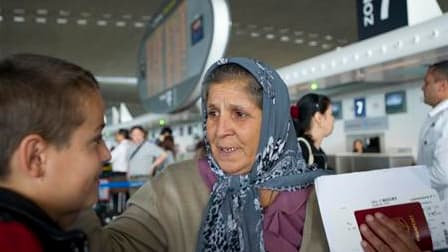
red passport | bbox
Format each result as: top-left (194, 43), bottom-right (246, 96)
top-left (354, 202), bottom-right (433, 251)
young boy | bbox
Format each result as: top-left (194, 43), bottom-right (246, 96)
top-left (0, 54), bottom-right (111, 251)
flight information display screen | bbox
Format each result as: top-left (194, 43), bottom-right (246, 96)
top-left (137, 0), bottom-right (229, 113)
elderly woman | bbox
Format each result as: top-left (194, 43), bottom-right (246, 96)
top-left (76, 57), bottom-right (327, 251)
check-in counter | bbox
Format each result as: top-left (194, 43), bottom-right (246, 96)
top-left (327, 153), bottom-right (415, 174)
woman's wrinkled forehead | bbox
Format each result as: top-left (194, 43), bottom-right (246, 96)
top-left (203, 62), bottom-right (263, 109)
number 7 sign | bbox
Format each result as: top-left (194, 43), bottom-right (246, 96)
top-left (354, 97), bottom-right (366, 118)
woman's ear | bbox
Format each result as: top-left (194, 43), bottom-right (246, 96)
top-left (313, 112), bottom-right (323, 126)
top-left (16, 134), bottom-right (48, 178)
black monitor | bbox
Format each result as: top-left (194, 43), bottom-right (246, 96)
top-left (364, 136), bottom-right (380, 153)
top-left (385, 90), bottom-right (407, 114)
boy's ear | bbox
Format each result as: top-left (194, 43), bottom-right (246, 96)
top-left (17, 134), bottom-right (48, 178)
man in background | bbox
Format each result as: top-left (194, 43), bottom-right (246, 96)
top-left (418, 60), bottom-right (448, 201)
top-left (127, 126), bottom-right (164, 194)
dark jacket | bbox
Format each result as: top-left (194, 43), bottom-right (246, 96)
top-left (0, 187), bottom-right (89, 252)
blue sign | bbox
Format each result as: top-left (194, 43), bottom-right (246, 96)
top-left (354, 98), bottom-right (366, 118)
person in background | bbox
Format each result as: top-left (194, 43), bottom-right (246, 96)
top-left (150, 135), bottom-right (176, 176)
top-left (110, 128), bottom-right (132, 175)
top-left (193, 138), bottom-right (207, 160)
top-left (353, 139), bottom-right (365, 153)
top-left (127, 126), bottom-right (164, 193)
top-left (74, 57), bottom-right (329, 252)
top-left (109, 128), bottom-right (133, 214)
top-left (293, 93), bottom-right (334, 170)
top-left (155, 126), bottom-right (173, 146)
top-left (0, 54), bottom-right (110, 251)
top-left (418, 60), bottom-right (448, 201)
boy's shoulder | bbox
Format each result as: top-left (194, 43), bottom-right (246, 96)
top-left (0, 188), bottom-right (88, 252)
top-left (0, 216), bottom-right (43, 252)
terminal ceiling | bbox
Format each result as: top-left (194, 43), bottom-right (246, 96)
top-left (1, 0), bottom-right (448, 116)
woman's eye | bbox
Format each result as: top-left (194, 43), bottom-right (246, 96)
top-left (235, 111), bottom-right (248, 118)
top-left (207, 110), bottom-right (218, 118)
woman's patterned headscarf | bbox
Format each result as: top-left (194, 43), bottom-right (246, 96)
top-left (196, 57), bottom-right (328, 252)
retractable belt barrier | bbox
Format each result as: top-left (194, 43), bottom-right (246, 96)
top-left (99, 180), bottom-right (145, 189)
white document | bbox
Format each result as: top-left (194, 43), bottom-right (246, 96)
top-left (315, 165), bottom-right (448, 252)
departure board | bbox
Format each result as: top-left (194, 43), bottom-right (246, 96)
top-left (137, 0), bottom-right (230, 113)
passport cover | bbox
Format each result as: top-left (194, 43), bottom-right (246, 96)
top-left (354, 202), bottom-right (433, 251)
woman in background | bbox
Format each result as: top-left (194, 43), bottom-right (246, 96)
top-left (353, 139), bottom-right (365, 153)
top-left (293, 93), bottom-right (334, 170)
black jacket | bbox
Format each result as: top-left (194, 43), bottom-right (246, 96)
top-left (0, 187), bottom-right (89, 252)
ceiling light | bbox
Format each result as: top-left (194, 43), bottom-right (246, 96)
top-left (134, 22), bottom-right (144, 28)
top-left (280, 36), bottom-right (290, 42)
top-left (116, 21), bottom-right (126, 27)
top-left (263, 26), bottom-right (274, 31)
top-left (35, 17), bottom-right (46, 24)
top-left (0, 16), bottom-right (3, 22)
top-left (122, 14), bottom-right (132, 19)
top-left (59, 10), bottom-right (70, 16)
top-left (247, 24), bottom-right (257, 29)
top-left (324, 35), bottom-right (333, 40)
top-left (250, 32), bottom-right (260, 38)
top-left (413, 35), bottom-right (420, 44)
top-left (331, 60), bottom-right (337, 68)
top-left (294, 31), bottom-right (304, 36)
top-left (308, 41), bottom-right (318, 46)
top-left (103, 13), bottom-right (112, 19)
top-left (432, 29), bottom-right (439, 38)
top-left (266, 33), bottom-right (275, 40)
top-left (36, 9), bottom-right (48, 15)
top-left (13, 16), bottom-right (25, 23)
top-left (294, 38), bottom-right (304, 44)
top-left (141, 15), bottom-right (151, 21)
top-left (322, 43), bottom-right (332, 49)
top-left (97, 20), bottom-right (107, 26)
top-left (394, 40), bottom-right (403, 49)
top-left (56, 18), bottom-right (68, 24)
top-left (308, 33), bottom-right (318, 38)
top-left (77, 19), bottom-right (87, 25)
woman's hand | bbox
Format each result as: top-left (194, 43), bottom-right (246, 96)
top-left (359, 212), bottom-right (424, 252)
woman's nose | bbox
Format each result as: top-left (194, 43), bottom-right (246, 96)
top-left (216, 114), bottom-right (233, 137)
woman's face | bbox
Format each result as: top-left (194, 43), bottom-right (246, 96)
top-left (206, 81), bottom-right (262, 175)
top-left (354, 140), bottom-right (363, 152)
top-left (322, 104), bottom-right (335, 137)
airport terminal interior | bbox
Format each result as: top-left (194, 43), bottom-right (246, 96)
top-left (1, 0), bottom-right (448, 251)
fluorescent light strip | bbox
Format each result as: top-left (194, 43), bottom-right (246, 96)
top-left (96, 76), bottom-right (137, 85)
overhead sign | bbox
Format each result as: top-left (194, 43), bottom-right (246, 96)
top-left (356, 0), bottom-right (408, 40)
top-left (137, 0), bottom-right (230, 113)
